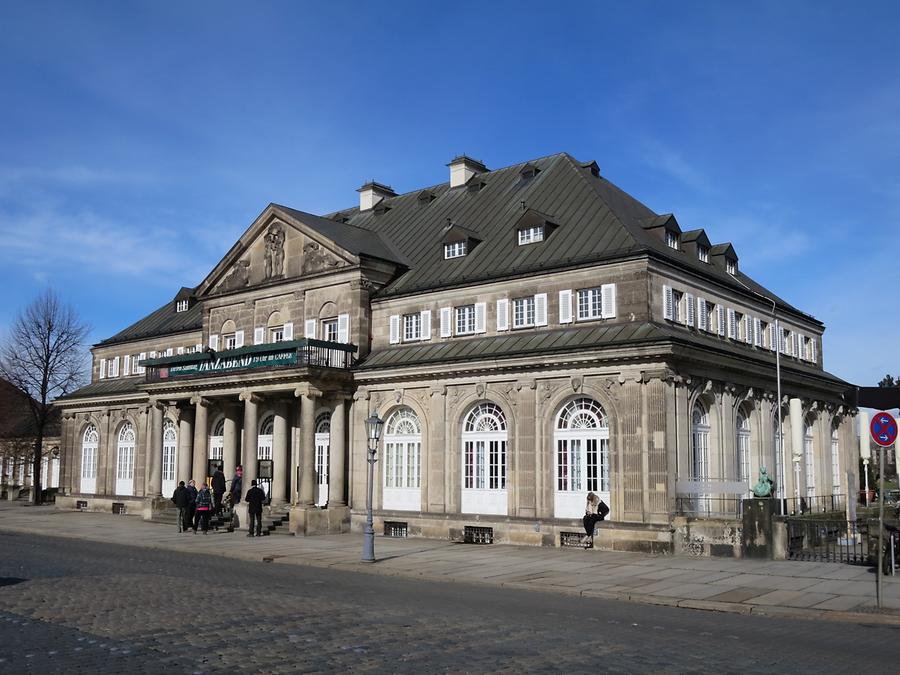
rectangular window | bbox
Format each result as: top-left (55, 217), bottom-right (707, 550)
top-left (403, 313), bottom-right (421, 341)
top-left (577, 287), bottom-right (603, 320)
top-left (223, 333), bottom-right (237, 350)
top-left (512, 296), bottom-right (535, 328)
top-left (455, 305), bottom-right (476, 335)
top-left (666, 230), bottom-right (679, 250)
top-left (704, 301), bottom-right (715, 333)
top-left (726, 259), bottom-right (737, 275)
top-left (734, 312), bottom-right (745, 341)
top-left (269, 326), bottom-right (284, 343)
top-left (672, 290), bottom-right (683, 323)
top-left (517, 225), bottom-right (544, 245)
top-left (698, 245), bottom-right (709, 263)
top-left (444, 241), bottom-right (467, 259)
top-left (175, 299), bottom-right (189, 313)
top-left (322, 319), bottom-right (339, 343)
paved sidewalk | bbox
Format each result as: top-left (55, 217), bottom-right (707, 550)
top-left (2, 503), bottom-right (899, 625)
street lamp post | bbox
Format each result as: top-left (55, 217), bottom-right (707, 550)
top-left (362, 411), bottom-right (384, 563)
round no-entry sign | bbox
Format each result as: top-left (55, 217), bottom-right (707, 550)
top-left (870, 411), bottom-right (898, 447)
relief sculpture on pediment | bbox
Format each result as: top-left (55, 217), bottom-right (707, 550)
top-left (221, 259), bottom-right (251, 291)
top-left (264, 223), bottom-right (285, 280)
top-left (301, 241), bottom-right (343, 275)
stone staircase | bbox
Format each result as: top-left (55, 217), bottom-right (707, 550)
top-left (151, 506), bottom-right (236, 533)
top-left (257, 508), bottom-right (291, 536)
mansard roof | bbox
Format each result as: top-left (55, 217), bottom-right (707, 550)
top-left (98, 299), bottom-right (203, 347)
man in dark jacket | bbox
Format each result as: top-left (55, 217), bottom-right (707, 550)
top-left (245, 479), bottom-right (266, 537)
top-left (230, 465), bottom-right (243, 506)
top-left (211, 464), bottom-right (226, 514)
top-left (171, 481), bottom-right (191, 533)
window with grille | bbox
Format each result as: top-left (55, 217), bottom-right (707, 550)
top-left (698, 245), bottom-right (709, 263)
top-left (116, 423), bottom-right (135, 481)
top-left (666, 230), bottom-right (679, 250)
top-left (726, 259), bottom-right (737, 275)
top-left (555, 398), bottom-right (609, 494)
top-left (462, 403), bottom-right (507, 490)
top-left (513, 296), bottom-right (535, 328)
top-left (162, 419), bottom-right (177, 482)
top-left (444, 241), bottom-right (467, 259)
top-left (736, 411), bottom-right (750, 484)
top-left (577, 287), bottom-right (603, 320)
top-left (81, 425), bottom-right (98, 479)
top-left (455, 305), bottom-right (476, 335)
top-left (403, 313), bottom-right (421, 341)
top-left (269, 326), bottom-right (284, 342)
top-left (691, 403), bottom-right (710, 481)
top-left (517, 225), bottom-right (544, 245)
top-left (384, 408), bottom-right (421, 489)
top-left (176, 299), bottom-right (189, 313)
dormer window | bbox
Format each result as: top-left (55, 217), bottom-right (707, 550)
top-left (517, 225), bottom-right (544, 245)
top-left (697, 245), bottom-right (709, 263)
top-left (176, 299), bottom-right (189, 313)
top-left (444, 241), bottom-right (467, 259)
top-left (726, 259), bottom-right (737, 275)
top-left (666, 230), bottom-right (679, 250)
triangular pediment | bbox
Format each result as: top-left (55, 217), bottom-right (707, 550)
top-left (195, 205), bottom-right (358, 297)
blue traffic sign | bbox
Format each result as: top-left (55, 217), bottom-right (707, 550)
top-left (870, 411), bottom-right (898, 447)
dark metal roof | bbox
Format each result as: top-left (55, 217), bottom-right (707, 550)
top-left (56, 377), bottom-right (144, 401)
top-left (98, 300), bottom-right (203, 347)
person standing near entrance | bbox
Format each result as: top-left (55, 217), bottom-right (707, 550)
top-left (211, 464), bottom-right (226, 514)
top-left (171, 481), bottom-right (191, 533)
top-left (230, 465), bottom-right (243, 506)
top-left (194, 483), bottom-right (213, 534)
top-left (245, 479), bottom-right (265, 537)
top-left (186, 479), bottom-right (198, 529)
top-left (582, 492), bottom-right (609, 549)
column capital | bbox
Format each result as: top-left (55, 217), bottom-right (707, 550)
top-left (239, 390), bottom-right (264, 404)
top-left (148, 398), bottom-right (167, 412)
top-left (353, 386), bottom-right (370, 402)
top-left (190, 395), bottom-right (212, 407)
top-left (294, 384), bottom-right (323, 399)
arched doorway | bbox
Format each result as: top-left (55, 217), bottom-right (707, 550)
top-left (161, 419), bottom-right (177, 497)
top-left (80, 424), bottom-right (98, 494)
top-left (383, 407), bottom-right (422, 511)
top-left (209, 417), bottom-right (224, 474)
top-left (116, 422), bottom-right (135, 496)
top-left (461, 402), bottom-right (508, 516)
top-left (315, 412), bottom-right (330, 507)
top-left (691, 401), bottom-right (710, 513)
top-left (553, 397), bottom-right (610, 519)
top-left (258, 414), bottom-right (274, 501)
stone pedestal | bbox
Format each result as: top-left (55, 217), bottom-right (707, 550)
top-left (289, 505), bottom-right (350, 536)
top-left (741, 497), bottom-right (775, 559)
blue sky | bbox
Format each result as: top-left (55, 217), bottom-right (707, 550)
top-left (1, 1), bottom-right (898, 388)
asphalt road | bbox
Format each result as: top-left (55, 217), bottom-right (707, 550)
top-left (0, 532), bottom-right (896, 674)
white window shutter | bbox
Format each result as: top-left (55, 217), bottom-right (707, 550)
top-left (123, 355), bottom-right (131, 375)
top-left (420, 310), bottom-right (432, 340)
top-left (165, 348), bottom-right (173, 357)
top-left (717, 306), bottom-right (725, 336)
top-left (283, 322), bottom-right (294, 340)
top-left (389, 315), bottom-right (400, 344)
top-left (768, 324), bottom-right (776, 351)
top-left (254, 327), bottom-right (265, 345)
top-left (744, 316), bottom-right (753, 344)
top-left (601, 284), bottom-right (616, 319)
top-left (754, 318), bottom-right (762, 347)
top-left (790, 332), bottom-right (798, 357)
top-left (727, 309), bottom-right (736, 339)
top-left (697, 298), bottom-right (707, 331)
top-left (559, 289), bottom-right (573, 324)
top-left (233, 331), bottom-right (243, 348)
top-left (176, 347), bottom-right (184, 355)
top-left (663, 285), bottom-right (674, 321)
top-left (440, 307), bottom-right (452, 338)
top-left (534, 293), bottom-right (548, 326)
top-left (99, 358), bottom-right (106, 379)
top-left (336, 315), bottom-right (349, 343)
top-left (209, 334), bottom-right (219, 350)
top-left (195, 344), bottom-right (202, 354)
top-left (305, 319), bottom-right (317, 340)
top-left (474, 302), bottom-right (487, 333)
top-left (810, 337), bottom-right (817, 364)
top-left (685, 293), bottom-right (695, 327)
top-left (496, 299), bottom-right (509, 331)
top-left (112, 356), bottom-right (120, 377)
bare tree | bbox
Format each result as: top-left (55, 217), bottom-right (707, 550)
top-left (0, 290), bottom-right (89, 504)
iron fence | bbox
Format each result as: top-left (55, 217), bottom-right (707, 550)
top-left (777, 494), bottom-right (846, 516)
top-left (675, 496), bottom-right (744, 518)
top-left (786, 518), bottom-right (869, 564)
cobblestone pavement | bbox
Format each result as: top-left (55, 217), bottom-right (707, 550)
top-left (1, 532), bottom-right (897, 674)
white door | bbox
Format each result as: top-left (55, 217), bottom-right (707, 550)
top-left (383, 408), bottom-right (422, 511)
top-left (553, 398), bottom-right (611, 519)
top-left (209, 417), bottom-right (224, 469)
top-left (460, 403), bottom-right (508, 516)
top-left (80, 424), bottom-right (98, 494)
top-left (258, 414), bottom-right (274, 501)
top-left (314, 412), bottom-right (330, 507)
top-left (161, 419), bottom-right (177, 498)
top-left (115, 422), bottom-right (135, 496)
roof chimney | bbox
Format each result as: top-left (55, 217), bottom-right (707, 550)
top-left (357, 181), bottom-right (396, 211)
top-left (447, 155), bottom-right (488, 188)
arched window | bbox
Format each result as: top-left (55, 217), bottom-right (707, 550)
top-left (314, 412), bottom-right (331, 506)
top-left (461, 402), bottom-right (508, 515)
top-left (736, 409), bottom-right (751, 484)
top-left (116, 422), bottom-right (135, 496)
top-left (553, 398), bottom-right (610, 519)
top-left (162, 418), bottom-right (177, 495)
top-left (804, 418), bottom-right (816, 498)
top-left (209, 417), bottom-right (225, 462)
top-left (831, 422), bottom-right (841, 497)
top-left (257, 413), bottom-right (275, 499)
top-left (691, 401), bottom-right (710, 513)
top-left (81, 424), bottom-right (99, 494)
top-left (383, 408), bottom-right (422, 512)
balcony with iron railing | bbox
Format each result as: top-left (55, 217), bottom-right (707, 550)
top-left (141, 339), bottom-right (357, 383)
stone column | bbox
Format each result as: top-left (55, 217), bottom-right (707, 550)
top-left (240, 391), bottom-right (260, 488)
top-left (328, 398), bottom-right (347, 507)
top-left (296, 386), bottom-right (320, 506)
top-left (97, 412), bottom-right (111, 495)
top-left (272, 402), bottom-right (289, 505)
top-left (223, 404), bottom-right (240, 480)
top-left (148, 402), bottom-right (163, 496)
top-left (191, 396), bottom-right (210, 483)
top-left (515, 380), bottom-right (536, 519)
top-left (789, 397), bottom-right (804, 501)
top-left (59, 414), bottom-right (73, 494)
top-left (178, 407), bottom-right (193, 484)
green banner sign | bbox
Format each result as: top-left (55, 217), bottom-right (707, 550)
top-left (158, 350), bottom-right (298, 379)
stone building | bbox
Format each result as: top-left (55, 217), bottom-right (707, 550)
top-left (55, 153), bottom-right (854, 551)
top-left (1, 377), bottom-right (60, 500)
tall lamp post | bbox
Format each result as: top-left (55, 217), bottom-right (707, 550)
top-left (362, 411), bottom-right (384, 563)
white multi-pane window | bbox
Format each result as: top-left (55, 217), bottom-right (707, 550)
top-left (455, 305), bottom-right (476, 335)
top-left (403, 313), bottom-right (421, 341)
top-left (554, 398), bottom-right (610, 519)
top-left (162, 419), bottom-right (177, 497)
top-left (461, 402), bottom-right (508, 516)
top-left (314, 412), bottom-right (330, 507)
top-left (444, 241), bottom-right (467, 259)
top-left (804, 420), bottom-right (816, 499)
top-left (209, 417), bottom-right (225, 464)
top-left (321, 319), bottom-right (339, 343)
top-left (736, 410), bottom-right (751, 484)
top-left (269, 325), bottom-right (284, 342)
top-left (223, 333), bottom-right (237, 350)
top-left (672, 290), bottom-right (683, 322)
top-left (698, 245), bottom-right (709, 263)
top-left (176, 299), bottom-right (189, 312)
top-left (116, 422), bottom-right (135, 496)
top-left (577, 287), bottom-right (603, 320)
top-left (666, 230), bottom-right (679, 250)
top-left (517, 225), bottom-right (544, 245)
top-left (513, 296), bottom-right (535, 328)
top-left (383, 408), bottom-right (422, 512)
top-left (831, 426), bottom-right (841, 497)
top-left (691, 402), bottom-right (710, 513)
top-left (80, 424), bottom-right (99, 494)
top-left (726, 259), bottom-right (737, 275)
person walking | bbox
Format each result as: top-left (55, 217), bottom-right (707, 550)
top-left (186, 479), bottom-right (198, 530)
top-left (193, 483), bottom-right (213, 534)
top-left (171, 481), bottom-right (191, 533)
top-left (582, 491), bottom-right (609, 549)
top-left (211, 464), bottom-right (226, 514)
top-left (230, 465), bottom-right (244, 506)
top-left (245, 479), bottom-right (266, 537)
